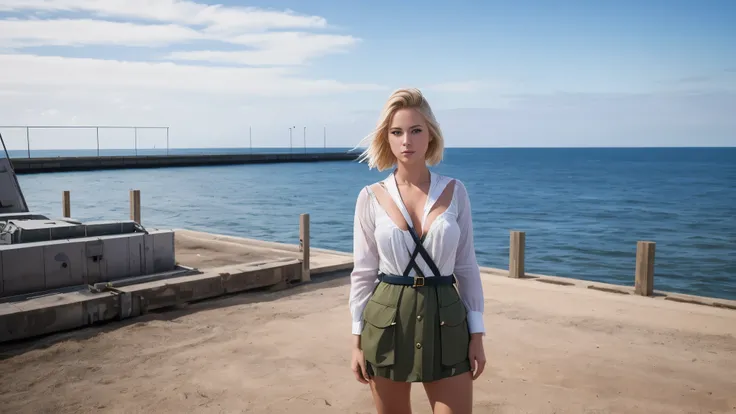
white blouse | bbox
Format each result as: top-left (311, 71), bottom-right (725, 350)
top-left (349, 170), bottom-right (486, 336)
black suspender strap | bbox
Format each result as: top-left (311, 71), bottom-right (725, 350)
top-left (400, 226), bottom-right (442, 279)
top-left (402, 240), bottom-right (424, 277)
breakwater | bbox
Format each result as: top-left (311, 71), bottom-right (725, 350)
top-left (10, 152), bottom-right (359, 174)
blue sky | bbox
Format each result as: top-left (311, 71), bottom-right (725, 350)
top-left (0, 0), bottom-right (734, 150)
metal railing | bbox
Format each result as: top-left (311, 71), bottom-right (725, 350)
top-left (0, 124), bottom-right (345, 159)
top-left (0, 125), bottom-right (170, 158)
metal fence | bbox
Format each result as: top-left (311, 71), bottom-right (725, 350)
top-left (0, 125), bottom-right (340, 158)
top-left (0, 125), bottom-right (170, 158)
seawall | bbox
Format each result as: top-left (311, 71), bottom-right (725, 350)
top-left (10, 152), bottom-right (360, 174)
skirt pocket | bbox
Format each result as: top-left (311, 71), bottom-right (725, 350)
top-left (438, 298), bottom-right (470, 367)
top-left (361, 300), bottom-right (398, 367)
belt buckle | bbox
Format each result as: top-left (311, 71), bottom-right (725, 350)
top-left (413, 276), bottom-right (425, 288)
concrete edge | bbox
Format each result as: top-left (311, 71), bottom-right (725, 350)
top-left (477, 266), bottom-right (736, 311)
top-left (175, 230), bottom-right (736, 312)
top-left (0, 258), bottom-right (308, 344)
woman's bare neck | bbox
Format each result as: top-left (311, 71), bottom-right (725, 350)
top-left (394, 165), bottom-right (430, 186)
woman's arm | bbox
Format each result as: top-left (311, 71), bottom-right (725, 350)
top-left (349, 186), bottom-right (380, 337)
top-left (453, 180), bottom-right (486, 335)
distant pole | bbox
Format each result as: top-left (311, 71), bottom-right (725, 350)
top-left (96, 127), bottom-right (100, 157)
top-left (134, 127), bottom-right (138, 156)
top-left (166, 127), bottom-right (170, 156)
top-left (26, 127), bottom-right (30, 158)
top-left (509, 230), bottom-right (526, 278)
top-left (303, 126), bottom-right (306, 154)
top-left (289, 127), bottom-right (292, 153)
top-left (323, 125), bottom-right (326, 153)
top-left (249, 126), bottom-right (252, 154)
top-left (635, 241), bottom-right (655, 296)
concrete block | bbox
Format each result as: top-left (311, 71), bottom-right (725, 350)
top-left (43, 239), bottom-right (86, 290)
top-left (117, 272), bottom-right (225, 313)
top-left (216, 261), bottom-right (300, 293)
top-left (128, 233), bottom-right (144, 278)
top-left (0, 290), bottom-right (119, 342)
top-left (85, 238), bottom-right (105, 285)
top-left (99, 234), bottom-right (131, 282)
top-left (142, 233), bottom-right (155, 274)
top-left (150, 230), bottom-right (176, 273)
top-left (0, 244), bottom-right (45, 296)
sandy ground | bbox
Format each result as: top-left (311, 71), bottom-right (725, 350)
top-left (1, 266), bottom-right (734, 414)
top-left (173, 229), bottom-right (354, 273)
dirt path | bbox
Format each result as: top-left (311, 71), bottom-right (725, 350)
top-left (1, 271), bottom-right (734, 414)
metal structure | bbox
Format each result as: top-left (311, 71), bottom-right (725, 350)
top-left (0, 125), bottom-right (170, 158)
top-left (0, 132), bottom-right (181, 301)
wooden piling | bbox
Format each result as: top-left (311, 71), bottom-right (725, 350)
top-left (509, 230), bottom-right (526, 278)
top-left (62, 190), bottom-right (71, 218)
top-left (635, 241), bottom-right (655, 296)
top-left (129, 189), bottom-right (141, 224)
top-left (300, 213), bottom-right (310, 282)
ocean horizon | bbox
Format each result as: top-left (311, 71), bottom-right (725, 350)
top-left (12, 146), bottom-right (736, 301)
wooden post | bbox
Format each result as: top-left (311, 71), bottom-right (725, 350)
top-left (62, 190), bottom-right (71, 218)
top-left (509, 230), bottom-right (525, 278)
top-left (129, 189), bottom-right (141, 224)
top-left (300, 213), bottom-right (311, 282)
top-left (635, 241), bottom-right (655, 296)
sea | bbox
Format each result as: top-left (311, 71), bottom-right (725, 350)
top-left (9, 147), bottom-right (736, 301)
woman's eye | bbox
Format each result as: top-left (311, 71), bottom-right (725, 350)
top-left (390, 130), bottom-right (401, 136)
top-left (412, 128), bottom-right (422, 134)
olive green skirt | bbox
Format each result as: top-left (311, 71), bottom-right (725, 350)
top-left (360, 280), bottom-right (471, 383)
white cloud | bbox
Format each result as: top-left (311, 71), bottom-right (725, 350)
top-left (0, 0), bottom-right (327, 31)
top-left (0, 1), bottom-right (378, 102)
top-left (166, 32), bottom-right (358, 66)
top-left (0, 17), bottom-right (358, 65)
top-left (0, 1), bottom-right (358, 66)
top-left (0, 54), bottom-right (383, 96)
top-left (0, 18), bottom-right (203, 47)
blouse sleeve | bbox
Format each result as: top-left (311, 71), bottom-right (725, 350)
top-left (348, 186), bottom-right (380, 335)
top-left (453, 180), bottom-right (486, 335)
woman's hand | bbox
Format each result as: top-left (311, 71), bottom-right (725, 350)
top-left (468, 333), bottom-right (486, 380)
top-left (351, 334), bottom-right (370, 384)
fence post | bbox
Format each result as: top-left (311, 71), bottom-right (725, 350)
top-left (509, 230), bottom-right (525, 278)
top-left (26, 126), bottom-right (30, 158)
top-left (62, 191), bottom-right (71, 218)
top-left (635, 241), bottom-right (655, 296)
top-left (130, 189), bottom-right (141, 224)
top-left (300, 213), bottom-right (311, 282)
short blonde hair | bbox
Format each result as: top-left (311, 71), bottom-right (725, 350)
top-left (357, 88), bottom-right (444, 171)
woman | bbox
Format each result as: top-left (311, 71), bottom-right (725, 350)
top-left (349, 88), bottom-right (486, 414)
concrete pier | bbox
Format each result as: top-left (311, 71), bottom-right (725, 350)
top-left (0, 229), bottom-right (354, 343)
top-left (0, 229), bottom-right (734, 414)
top-left (10, 152), bottom-right (360, 174)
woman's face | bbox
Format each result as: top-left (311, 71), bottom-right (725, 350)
top-left (388, 107), bottom-right (430, 167)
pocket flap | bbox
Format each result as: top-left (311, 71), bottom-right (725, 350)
top-left (439, 299), bottom-right (467, 327)
top-left (363, 301), bottom-right (398, 328)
